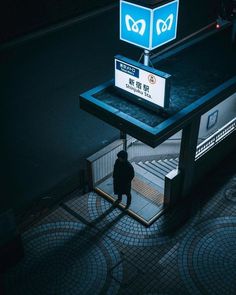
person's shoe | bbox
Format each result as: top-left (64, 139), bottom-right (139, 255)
top-left (114, 199), bottom-right (121, 206)
top-left (125, 202), bottom-right (131, 208)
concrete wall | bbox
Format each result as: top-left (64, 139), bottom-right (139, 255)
top-left (198, 92), bottom-right (236, 139)
top-left (194, 131), bottom-right (236, 186)
top-left (193, 91), bottom-right (236, 194)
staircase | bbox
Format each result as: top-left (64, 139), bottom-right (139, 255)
top-left (132, 157), bottom-right (179, 189)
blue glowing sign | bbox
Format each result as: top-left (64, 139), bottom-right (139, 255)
top-left (120, 1), bottom-right (151, 49)
top-left (152, 0), bottom-right (179, 48)
top-left (120, 0), bottom-right (179, 50)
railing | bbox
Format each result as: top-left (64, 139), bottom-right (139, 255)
top-left (129, 132), bottom-right (182, 162)
top-left (87, 134), bottom-right (181, 189)
top-left (195, 117), bottom-right (236, 160)
top-left (86, 137), bottom-right (135, 189)
top-left (87, 117), bottom-right (235, 189)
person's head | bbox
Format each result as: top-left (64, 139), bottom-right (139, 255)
top-left (117, 150), bottom-right (128, 162)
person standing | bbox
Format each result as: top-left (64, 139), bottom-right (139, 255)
top-left (113, 150), bottom-right (134, 207)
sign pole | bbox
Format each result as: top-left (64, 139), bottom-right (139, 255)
top-left (120, 131), bottom-right (127, 151)
top-left (144, 49), bottom-right (150, 66)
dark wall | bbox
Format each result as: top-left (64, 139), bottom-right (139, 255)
top-left (1, 0), bottom-right (219, 44)
top-left (178, 0), bottom-right (217, 37)
top-left (195, 132), bottom-right (236, 187)
top-left (0, 0), bottom-right (116, 43)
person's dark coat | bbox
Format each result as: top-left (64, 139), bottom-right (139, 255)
top-left (113, 159), bottom-right (134, 195)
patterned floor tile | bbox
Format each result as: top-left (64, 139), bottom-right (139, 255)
top-left (4, 222), bottom-right (122, 295)
top-left (178, 217), bottom-right (236, 295)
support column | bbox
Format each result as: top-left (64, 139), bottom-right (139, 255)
top-left (120, 131), bottom-right (127, 151)
top-left (178, 118), bottom-right (201, 198)
top-left (164, 169), bottom-right (182, 207)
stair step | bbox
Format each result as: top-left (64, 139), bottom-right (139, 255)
top-left (132, 162), bottom-right (164, 189)
top-left (138, 162), bottom-right (165, 180)
top-left (171, 158), bottom-right (179, 166)
top-left (169, 159), bottom-right (179, 168)
top-left (132, 157), bottom-right (179, 188)
top-left (145, 161), bottom-right (167, 177)
top-left (151, 161), bottom-right (171, 174)
top-left (163, 159), bottom-right (177, 169)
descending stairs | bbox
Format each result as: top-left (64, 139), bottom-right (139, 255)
top-left (132, 157), bottom-right (179, 189)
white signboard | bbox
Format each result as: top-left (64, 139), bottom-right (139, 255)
top-left (115, 55), bottom-right (170, 108)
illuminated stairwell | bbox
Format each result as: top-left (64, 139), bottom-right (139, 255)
top-left (132, 157), bottom-right (179, 190)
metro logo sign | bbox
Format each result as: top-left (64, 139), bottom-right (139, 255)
top-left (152, 1), bottom-right (179, 48)
top-left (125, 15), bottom-right (146, 36)
top-left (120, 2), bottom-right (151, 49)
top-left (120, 0), bottom-right (179, 50)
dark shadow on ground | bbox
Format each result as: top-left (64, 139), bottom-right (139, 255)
top-left (158, 150), bottom-right (236, 236)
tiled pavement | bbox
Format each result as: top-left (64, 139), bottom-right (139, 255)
top-left (96, 172), bottom-right (165, 225)
top-left (2, 153), bottom-right (236, 295)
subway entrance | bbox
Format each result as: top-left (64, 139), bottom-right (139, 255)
top-left (86, 133), bottom-right (182, 226)
top-left (80, 1), bottom-right (236, 225)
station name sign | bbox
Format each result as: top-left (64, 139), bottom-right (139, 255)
top-left (115, 55), bottom-right (171, 109)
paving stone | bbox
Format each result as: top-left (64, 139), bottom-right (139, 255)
top-left (4, 222), bottom-right (122, 295)
top-left (3, 157), bottom-right (236, 295)
top-left (178, 217), bottom-right (236, 295)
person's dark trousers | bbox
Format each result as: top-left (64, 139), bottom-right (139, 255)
top-left (118, 194), bottom-right (132, 206)
top-left (126, 193), bottom-right (131, 206)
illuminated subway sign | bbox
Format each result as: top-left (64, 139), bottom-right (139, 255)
top-left (115, 55), bottom-right (171, 109)
top-left (120, 0), bottom-right (179, 50)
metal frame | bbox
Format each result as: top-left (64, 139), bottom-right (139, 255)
top-left (80, 77), bottom-right (236, 148)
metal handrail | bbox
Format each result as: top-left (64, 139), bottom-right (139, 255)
top-left (87, 136), bottom-right (135, 188)
top-left (195, 117), bottom-right (236, 160)
top-left (87, 136), bottom-right (136, 163)
top-left (87, 117), bottom-right (236, 189)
